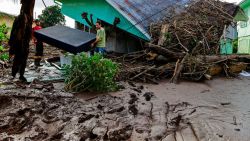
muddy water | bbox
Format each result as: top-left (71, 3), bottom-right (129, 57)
top-left (61, 78), bottom-right (250, 141)
top-left (0, 78), bottom-right (250, 141)
top-left (74, 77), bottom-right (250, 141)
top-left (145, 77), bottom-right (250, 141)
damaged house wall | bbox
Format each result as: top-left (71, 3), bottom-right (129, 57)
top-left (220, 3), bottom-right (247, 54)
top-left (75, 21), bottom-right (141, 53)
top-left (56, 0), bottom-right (188, 53)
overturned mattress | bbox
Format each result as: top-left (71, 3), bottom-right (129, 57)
top-left (34, 25), bottom-right (96, 54)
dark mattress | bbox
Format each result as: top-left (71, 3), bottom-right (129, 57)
top-left (34, 25), bottom-right (96, 54)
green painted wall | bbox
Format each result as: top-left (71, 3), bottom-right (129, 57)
top-left (238, 36), bottom-right (250, 54)
top-left (220, 39), bottom-right (233, 55)
top-left (59, 0), bottom-right (149, 41)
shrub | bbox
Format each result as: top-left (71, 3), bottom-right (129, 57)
top-left (0, 46), bottom-right (4, 52)
top-left (232, 39), bottom-right (238, 53)
top-left (63, 53), bottom-right (119, 92)
top-left (0, 23), bottom-right (8, 43)
top-left (0, 53), bottom-right (9, 61)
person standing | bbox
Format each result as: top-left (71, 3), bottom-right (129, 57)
top-left (91, 21), bottom-right (106, 54)
top-left (32, 19), bottom-right (44, 66)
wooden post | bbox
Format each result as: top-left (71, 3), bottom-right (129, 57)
top-left (158, 24), bottom-right (169, 46)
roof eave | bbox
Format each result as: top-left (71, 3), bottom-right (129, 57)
top-left (234, 7), bottom-right (249, 21)
top-left (105, 0), bottom-right (151, 41)
top-left (240, 0), bottom-right (250, 9)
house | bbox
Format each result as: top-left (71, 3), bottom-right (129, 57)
top-left (237, 0), bottom-right (250, 54)
top-left (55, 0), bottom-right (188, 53)
top-left (0, 12), bottom-right (15, 34)
top-left (220, 3), bottom-right (248, 54)
top-left (0, 12), bottom-right (15, 27)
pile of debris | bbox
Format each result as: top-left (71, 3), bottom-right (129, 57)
top-left (112, 0), bottom-right (250, 84)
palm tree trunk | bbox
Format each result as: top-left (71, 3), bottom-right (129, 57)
top-left (9, 0), bottom-right (35, 80)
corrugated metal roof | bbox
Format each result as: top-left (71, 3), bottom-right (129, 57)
top-left (106, 0), bottom-right (188, 37)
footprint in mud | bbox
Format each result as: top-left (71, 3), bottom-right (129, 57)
top-left (129, 104), bottom-right (138, 115)
top-left (143, 92), bottom-right (154, 101)
top-left (128, 93), bottom-right (138, 104)
top-left (0, 96), bottom-right (12, 109)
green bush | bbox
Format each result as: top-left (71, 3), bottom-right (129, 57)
top-left (0, 46), bottom-right (4, 52)
top-left (63, 53), bottom-right (119, 92)
top-left (0, 53), bottom-right (9, 61)
top-left (0, 23), bottom-right (8, 43)
top-left (232, 39), bottom-right (238, 53)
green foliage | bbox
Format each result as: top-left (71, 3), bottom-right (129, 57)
top-left (0, 23), bottom-right (9, 43)
top-left (0, 46), bottom-right (4, 52)
top-left (232, 39), bottom-right (238, 53)
top-left (0, 53), bottom-right (9, 61)
top-left (38, 5), bottom-right (65, 28)
top-left (63, 53), bottom-right (119, 92)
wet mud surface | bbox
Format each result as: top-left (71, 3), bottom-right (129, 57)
top-left (0, 77), bottom-right (250, 141)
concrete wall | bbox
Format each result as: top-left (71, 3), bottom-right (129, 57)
top-left (0, 15), bottom-right (14, 28)
top-left (237, 7), bottom-right (250, 54)
top-left (238, 7), bottom-right (250, 38)
top-left (0, 15), bottom-right (14, 36)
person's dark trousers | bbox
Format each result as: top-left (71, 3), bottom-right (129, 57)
top-left (34, 40), bottom-right (43, 66)
top-left (12, 48), bottom-right (29, 81)
top-left (90, 50), bottom-right (95, 56)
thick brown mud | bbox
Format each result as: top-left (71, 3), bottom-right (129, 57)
top-left (0, 77), bottom-right (250, 141)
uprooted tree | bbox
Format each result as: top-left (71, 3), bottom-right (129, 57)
top-left (114, 0), bottom-right (249, 84)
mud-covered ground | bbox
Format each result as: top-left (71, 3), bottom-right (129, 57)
top-left (0, 76), bottom-right (250, 141)
top-left (1, 45), bottom-right (250, 141)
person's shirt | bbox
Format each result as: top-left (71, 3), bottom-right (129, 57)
top-left (96, 27), bottom-right (106, 48)
top-left (33, 25), bottom-right (42, 31)
top-left (32, 25), bottom-right (42, 38)
top-left (32, 25), bottom-right (42, 44)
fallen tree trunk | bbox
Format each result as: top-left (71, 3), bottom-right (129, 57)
top-left (196, 55), bottom-right (250, 63)
top-left (146, 43), bottom-right (185, 59)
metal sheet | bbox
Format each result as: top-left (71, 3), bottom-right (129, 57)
top-left (34, 25), bottom-right (96, 54)
top-left (107, 0), bottom-right (188, 32)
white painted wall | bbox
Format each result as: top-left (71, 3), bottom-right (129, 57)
top-left (238, 7), bottom-right (250, 38)
top-left (237, 5), bottom-right (250, 54)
